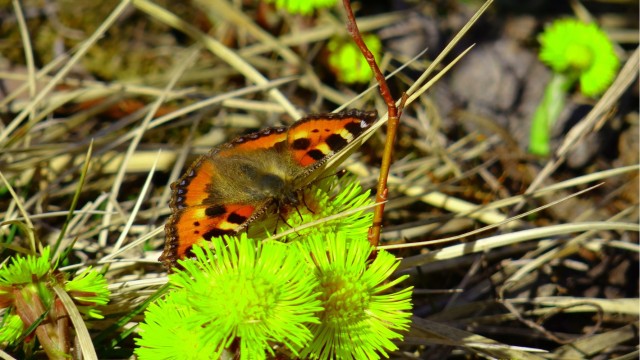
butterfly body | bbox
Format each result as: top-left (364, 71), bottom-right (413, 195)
top-left (161, 109), bottom-right (378, 269)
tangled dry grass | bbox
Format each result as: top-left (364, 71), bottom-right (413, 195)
top-left (0, 0), bottom-right (638, 358)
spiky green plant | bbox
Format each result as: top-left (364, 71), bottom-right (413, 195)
top-left (529, 18), bottom-right (619, 155)
top-left (327, 34), bottom-right (382, 84)
top-left (0, 247), bottom-right (110, 358)
top-left (264, 0), bottom-right (337, 15)
top-left (136, 176), bottom-right (413, 359)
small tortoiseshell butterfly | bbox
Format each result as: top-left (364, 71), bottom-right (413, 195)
top-left (160, 109), bottom-right (378, 269)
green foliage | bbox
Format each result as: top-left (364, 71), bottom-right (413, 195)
top-left (135, 291), bottom-right (218, 359)
top-left (528, 73), bottom-right (571, 156)
top-left (539, 18), bottom-right (619, 97)
top-left (530, 18), bottom-right (619, 155)
top-left (264, 0), bottom-right (337, 15)
top-left (0, 313), bottom-right (24, 346)
top-left (136, 235), bottom-right (322, 359)
top-left (0, 247), bottom-right (111, 357)
top-left (136, 176), bottom-right (413, 359)
top-left (298, 234), bottom-right (413, 359)
top-left (0, 247), bottom-right (51, 286)
top-left (65, 267), bottom-right (111, 319)
top-left (327, 34), bottom-right (382, 84)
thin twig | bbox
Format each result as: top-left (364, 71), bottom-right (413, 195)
top-left (342, 0), bottom-right (399, 247)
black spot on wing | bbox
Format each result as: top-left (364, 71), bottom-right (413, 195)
top-left (292, 138), bottom-right (311, 150)
top-left (203, 228), bottom-right (234, 239)
top-left (306, 149), bottom-right (325, 161)
top-left (344, 121), bottom-right (366, 135)
top-left (227, 212), bottom-right (248, 225)
top-left (184, 246), bottom-right (195, 259)
top-left (205, 205), bottom-right (226, 217)
top-left (326, 133), bottom-right (348, 151)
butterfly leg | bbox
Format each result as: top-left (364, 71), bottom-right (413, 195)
top-left (278, 211), bottom-right (294, 229)
top-left (301, 191), bottom-right (315, 215)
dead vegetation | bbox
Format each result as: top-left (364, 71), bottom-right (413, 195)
top-left (0, 0), bottom-right (638, 358)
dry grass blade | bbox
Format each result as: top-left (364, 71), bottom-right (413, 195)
top-left (142, 77), bottom-right (297, 135)
top-left (11, 0), bottom-right (36, 103)
top-left (110, 151), bottom-right (161, 257)
top-left (240, 12), bottom-right (405, 57)
top-left (409, 317), bottom-right (547, 359)
top-left (98, 226), bottom-right (164, 266)
top-left (132, 0), bottom-right (300, 119)
top-left (504, 206), bottom-right (638, 286)
top-left (384, 183), bottom-right (605, 249)
top-left (52, 141), bottom-right (93, 259)
top-left (0, 171), bottom-right (36, 253)
top-left (0, 349), bottom-right (17, 360)
top-left (99, 48), bottom-right (199, 247)
top-left (0, 0), bottom-right (636, 358)
top-left (0, 0), bottom-right (132, 146)
top-left (405, 0), bottom-right (493, 98)
top-left (552, 324), bottom-right (636, 359)
top-left (52, 285), bottom-right (98, 360)
top-left (397, 221), bottom-right (638, 270)
top-left (196, 0), bottom-right (299, 65)
top-left (515, 297), bottom-right (639, 315)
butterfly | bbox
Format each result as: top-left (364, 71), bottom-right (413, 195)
top-left (160, 109), bottom-right (378, 269)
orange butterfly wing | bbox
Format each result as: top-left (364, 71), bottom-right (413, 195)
top-left (160, 128), bottom-right (288, 269)
top-left (287, 109), bottom-right (378, 167)
top-left (161, 110), bottom-right (378, 270)
top-left (174, 128), bottom-right (288, 209)
top-left (162, 203), bottom-right (257, 265)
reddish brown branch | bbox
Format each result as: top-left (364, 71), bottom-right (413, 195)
top-left (342, 0), bottom-right (400, 247)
